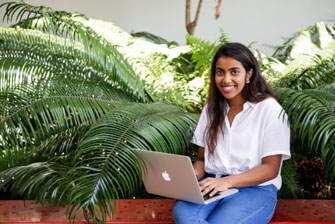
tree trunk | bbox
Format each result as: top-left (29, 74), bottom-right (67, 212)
top-left (185, 0), bottom-right (203, 35)
top-left (215, 0), bottom-right (222, 19)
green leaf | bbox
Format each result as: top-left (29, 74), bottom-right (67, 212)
top-left (65, 102), bottom-right (198, 222)
top-left (276, 87), bottom-right (335, 180)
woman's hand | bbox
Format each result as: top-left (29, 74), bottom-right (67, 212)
top-left (198, 155), bottom-right (283, 196)
top-left (199, 176), bottom-right (234, 197)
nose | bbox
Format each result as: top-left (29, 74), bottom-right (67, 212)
top-left (222, 74), bottom-right (231, 84)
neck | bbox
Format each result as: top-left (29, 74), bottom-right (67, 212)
top-left (229, 103), bottom-right (244, 108)
top-left (228, 98), bottom-right (246, 108)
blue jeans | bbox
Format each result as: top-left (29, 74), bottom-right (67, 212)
top-left (173, 184), bottom-right (277, 224)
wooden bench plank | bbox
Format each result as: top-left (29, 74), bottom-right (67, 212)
top-left (0, 199), bottom-right (334, 223)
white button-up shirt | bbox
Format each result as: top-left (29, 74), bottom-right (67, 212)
top-left (192, 97), bottom-right (291, 190)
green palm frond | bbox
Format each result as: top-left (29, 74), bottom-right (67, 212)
top-left (275, 56), bottom-right (335, 89)
top-left (64, 102), bottom-right (198, 222)
top-left (0, 77), bottom-right (131, 171)
top-left (0, 2), bottom-right (148, 101)
top-left (0, 102), bottom-right (198, 222)
top-left (276, 87), bottom-right (335, 179)
top-left (0, 162), bottom-right (73, 203)
top-left (1, 1), bottom-right (55, 24)
top-left (0, 78), bottom-right (129, 170)
top-left (0, 27), bottom-right (145, 102)
top-left (0, 78), bottom-right (132, 119)
top-left (0, 96), bottom-right (115, 169)
top-left (316, 82), bottom-right (335, 93)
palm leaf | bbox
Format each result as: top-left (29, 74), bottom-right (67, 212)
top-left (0, 1), bottom-right (148, 101)
top-left (0, 162), bottom-right (74, 203)
top-left (64, 102), bottom-right (198, 222)
top-left (0, 27), bottom-right (146, 102)
top-left (313, 80), bottom-right (335, 93)
top-left (0, 102), bottom-right (199, 222)
top-left (276, 87), bottom-right (335, 180)
top-left (0, 96), bottom-right (115, 169)
top-left (0, 5), bottom-right (148, 101)
top-left (0, 76), bottom-right (132, 171)
top-left (0, 78), bottom-right (132, 118)
top-left (275, 56), bottom-right (335, 89)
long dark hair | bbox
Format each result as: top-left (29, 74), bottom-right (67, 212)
top-left (205, 42), bottom-right (276, 155)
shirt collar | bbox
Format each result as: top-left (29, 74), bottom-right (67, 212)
top-left (227, 101), bottom-right (256, 111)
top-left (244, 101), bottom-right (256, 110)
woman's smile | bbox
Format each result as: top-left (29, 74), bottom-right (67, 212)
top-left (221, 85), bottom-right (236, 93)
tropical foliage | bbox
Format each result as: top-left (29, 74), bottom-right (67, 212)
top-left (272, 23), bottom-right (335, 198)
top-left (0, 0), bottom-right (335, 222)
top-left (0, 2), bottom-right (198, 223)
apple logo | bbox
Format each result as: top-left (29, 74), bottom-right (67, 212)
top-left (162, 171), bottom-right (171, 181)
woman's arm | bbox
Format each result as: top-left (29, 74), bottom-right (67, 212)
top-left (193, 146), bottom-right (206, 180)
top-left (199, 154), bottom-right (282, 196)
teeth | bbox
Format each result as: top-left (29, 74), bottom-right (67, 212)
top-left (223, 86), bottom-right (234, 90)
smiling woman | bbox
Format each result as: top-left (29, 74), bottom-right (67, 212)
top-left (173, 43), bottom-right (291, 224)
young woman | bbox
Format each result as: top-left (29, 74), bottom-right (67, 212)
top-left (173, 43), bottom-right (291, 224)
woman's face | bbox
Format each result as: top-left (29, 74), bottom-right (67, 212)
top-left (215, 56), bottom-right (252, 105)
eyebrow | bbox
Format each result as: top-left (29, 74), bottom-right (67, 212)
top-left (215, 67), bottom-right (241, 71)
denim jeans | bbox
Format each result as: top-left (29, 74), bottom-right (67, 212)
top-left (173, 184), bottom-right (277, 224)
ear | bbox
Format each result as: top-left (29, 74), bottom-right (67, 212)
top-left (247, 69), bottom-right (253, 80)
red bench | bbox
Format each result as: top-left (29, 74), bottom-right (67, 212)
top-left (0, 199), bottom-right (334, 223)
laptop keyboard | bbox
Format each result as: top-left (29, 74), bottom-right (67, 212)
top-left (203, 191), bottom-right (220, 201)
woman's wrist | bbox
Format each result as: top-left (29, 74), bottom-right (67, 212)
top-left (228, 175), bottom-right (239, 188)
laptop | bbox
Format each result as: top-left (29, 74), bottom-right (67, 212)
top-left (134, 149), bottom-right (238, 204)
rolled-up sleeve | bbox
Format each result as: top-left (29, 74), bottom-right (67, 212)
top-left (261, 107), bottom-right (291, 160)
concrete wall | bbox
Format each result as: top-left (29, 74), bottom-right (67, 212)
top-left (0, 0), bottom-right (334, 55)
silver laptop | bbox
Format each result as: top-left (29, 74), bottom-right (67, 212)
top-left (134, 149), bottom-right (238, 204)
